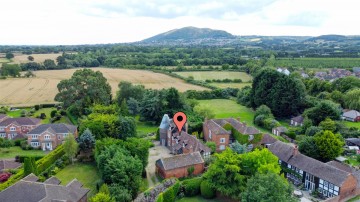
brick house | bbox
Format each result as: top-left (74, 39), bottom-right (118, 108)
top-left (0, 114), bottom-right (8, 123)
top-left (27, 124), bottom-right (77, 151)
top-left (203, 118), bottom-right (260, 152)
top-left (159, 114), bottom-right (211, 157)
top-left (269, 141), bottom-right (358, 200)
top-left (0, 174), bottom-right (89, 202)
top-left (290, 115), bottom-right (304, 126)
top-left (156, 151), bottom-right (205, 179)
top-left (0, 117), bottom-right (41, 140)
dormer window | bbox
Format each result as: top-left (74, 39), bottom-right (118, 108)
top-left (45, 135), bottom-right (50, 140)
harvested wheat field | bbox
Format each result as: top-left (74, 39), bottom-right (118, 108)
top-left (0, 68), bottom-right (207, 106)
top-left (12, 53), bottom-right (63, 64)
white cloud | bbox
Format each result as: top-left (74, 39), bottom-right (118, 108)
top-left (0, 0), bottom-right (359, 45)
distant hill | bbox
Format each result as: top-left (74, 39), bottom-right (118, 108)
top-left (141, 27), bottom-right (235, 44)
top-left (306, 35), bottom-right (347, 42)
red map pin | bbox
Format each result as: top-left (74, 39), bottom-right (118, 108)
top-left (173, 112), bottom-right (187, 133)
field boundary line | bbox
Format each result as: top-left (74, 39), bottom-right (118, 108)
top-left (0, 79), bottom-right (32, 103)
top-left (24, 78), bottom-right (49, 104)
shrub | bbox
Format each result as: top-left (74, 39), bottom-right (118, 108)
top-left (181, 177), bottom-right (203, 197)
top-left (0, 172), bottom-right (11, 183)
top-left (50, 110), bottom-right (57, 118)
top-left (34, 105), bottom-right (40, 110)
top-left (200, 180), bottom-right (216, 199)
top-left (156, 193), bottom-right (164, 202)
top-left (0, 139), bottom-right (14, 148)
top-left (357, 155), bottom-right (360, 163)
top-left (0, 170), bottom-right (24, 191)
top-left (163, 186), bottom-right (175, 202)
top-left (155, 128), bottom-right (160, 141)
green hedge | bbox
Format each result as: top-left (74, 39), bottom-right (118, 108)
top-left (156, 180), bottom-right (180, 202)
top-left (200, 180), bottom-right (216, 199)
top-left (17, 155), bottom-right (44, 163)
top-left (36, 145), bottom-right (65, 173)
top-left (182, 177), bottom-right (203, 197)
top-left (156, 193), bottom-right (164, 202)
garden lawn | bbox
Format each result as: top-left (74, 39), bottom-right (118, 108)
top-left (6, 108), bottom-right (31, 118)
top-left (55, 162), bottom-right (101, 197)
top-left (343, 121), bottom-right (360, 130)
top-left (135, 116), bottom-right (158, 137)
top-left (197, 99), bottom-right (270, 133)
top-left (176, 196), bottom-right (223, 202)
top-left (0, 146), bottom-right (47, 159)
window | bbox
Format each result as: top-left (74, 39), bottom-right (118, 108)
top-left (31, 135), bottom-right (38, 139)
top-left (209, 130), bottom-right (212, 139)
top-left (0, 127), bottom-right (4, 131)
top-left (219, 145), bottom-right (225, 150)
top-left (10, 127), bottom-right (16, 131)
top-left (58, 136), bottom-right (61, 140)
top-left (288, 164), bottom-right (291, 169)
top-left (11, 134), bottom-right (16, 138)
top-left (220, 138), bottom-right (225, 143)
top-left (0, 133), bottom-right (5, 138)
top-left (45, 135), bottom-right (50, 140)
top-left (278, 160), bottom-right (281, 164)
top-left (63, 134), bottom-right (68, 138)
top-left (320, 179), bottom-right (323, 184)
top-left (31, 142), bottom-right (39, 147)
top-left (334, 186), bottom-right (339, 191)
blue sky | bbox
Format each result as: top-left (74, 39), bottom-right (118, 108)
top-left (0, 0), bottom-right (358, 45)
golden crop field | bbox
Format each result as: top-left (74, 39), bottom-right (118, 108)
top-left (0, 68), bottom-right (207, 106)
top-left (12, 53), bottom-right (62, 64)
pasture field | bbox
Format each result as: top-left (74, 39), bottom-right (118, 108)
top-left (274, 57), bottom-right (360, 68)
top-left (174, 71), bottom-right (252, 82)
top-left (0, 68), bottom-right (207, 106)
top-left (0, 58), bottom-right (10, 63)
top-left (210, 82), bottom-right (251, 89)
top-left (12, 53), bottom-right (62, 64)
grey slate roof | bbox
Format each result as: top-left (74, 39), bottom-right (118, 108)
top-left (0, 117), bottom-right (41, 126)
top-left (0, 114), bottom-right (7, 119)
top-left (268, 141), bottom-right (352, 187)
top-left (274, 126), bottom-right (288, 133)
top-left (172, 131), bottom-right (211, 154)
top-left (205, 119), bottom-right (230, 135)
top-left (156, 151), bottom-right (204, 171)
top-left (43, 176), bottom-right (61, 185)
top-left (291, 115), bottom-right (304, 123)
top-left (28, 124), bottom-right (77, 134)
top-left (260, 134), bottom-right (277, 145)
top-left (0, 160), bottom-right (21, 171)
top-left (0, 174), bottom-right (89, 202)
top-left (346, 138), bottom-right (360, 146)
top-left (342, 110), bottom-right (360, 119)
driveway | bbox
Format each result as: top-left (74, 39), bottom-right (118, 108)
top-left (146, 141), bottom-right (173, 187)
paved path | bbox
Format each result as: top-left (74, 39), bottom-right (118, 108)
top-left (146, 141), bottom-right (173, 187)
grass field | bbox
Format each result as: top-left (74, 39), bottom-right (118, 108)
top-left (175, 71), bottom-right (252, 82)
top-left (12, 53), bottom-right (62, 64)
top-left (0, 58), bottom-right (10, 63)
top-left (6, 107), bottom-right (70, 124)
top-left (55, 162), bottom-right (101, 197)
top-left (0, 68), bottom-right (207, 106)
top-left (210, 82), bottom-right (251, 89)
top-left (0, 146), bottom-right (47, 159)
top-left (343, 121), bottom-right (360, 129)
top-left (274, 57), bottom-right (360, 68)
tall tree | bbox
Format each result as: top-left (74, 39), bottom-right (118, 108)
top-left (55, 69), bottom-right (112, 115)
top-left (251, 69), bottom-right (306, 117)
top-left (43, 59), bottom-right (56, 69)
top-left (298, 136), bottom-right (320, 160)
top-left (63, 134), bottom-right (78, 164)
top-left (78, 128), bottom-right (95, 153)
top-left (1, 64), bottom-right (21, 77)
top-left (5, 52), bottom-right (14, 59)
top-left (203, 148), bottom-right (245, 200)
top-left (304, 100), bottom-right (341, 125)
top-left (314, 130), bottom-right (344, 162)
top-left (117, 116), bottom-right (136, 139)
top-left (239, 148), bottom-right (281, 176)
top-left (116, 81), bottom-right (145, 104)
top-left (242, 172), bottom-right (297, 202)
top-left (344, 89), bottom-right (360, 111)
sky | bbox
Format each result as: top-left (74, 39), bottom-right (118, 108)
top-left (0, 0), bottom-right (359, 45)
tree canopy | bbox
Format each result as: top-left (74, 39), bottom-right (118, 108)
top-left (251, 69), bottom-right (306, 117)
top-left (55, 69), bottom-right (112, 116)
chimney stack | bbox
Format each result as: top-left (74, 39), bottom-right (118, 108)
top-left (293, 145), bottom-right (298, 156)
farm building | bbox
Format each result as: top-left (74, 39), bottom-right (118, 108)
top-left (269, 141), bottom-right (359, 201)
top-left (27, 124), bottom-right (78, 151)
top-left (203, 118), bottom-right (260, 152)
top-left (290, 115), bottom-right (304, 126)
top-left (159, 114), bottom-right (210, 157)
top-left (272, 126), bottom-right (288, 136)
top-left (342, 110), bottom-right (360, 122)
top-left (155, 152), bottom-right (205, 179)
